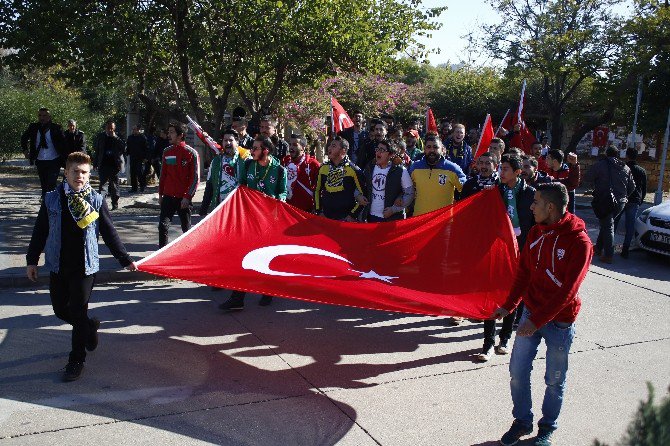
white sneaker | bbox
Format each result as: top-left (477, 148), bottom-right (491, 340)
top-left (475, 349), bottom-right (492, 362)
top-left (495, 344), bottom-right (510, 355)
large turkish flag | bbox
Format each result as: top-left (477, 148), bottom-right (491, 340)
top-left (137, 187), bottom-right (518, 318)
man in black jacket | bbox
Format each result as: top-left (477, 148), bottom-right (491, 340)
top-left (356, 118), bottom-right (387, 170)
top-left (63, 119), bottom-right (87, 160)
top-left (614, 148), bottom-right (647, 258)
top-left (126, 125), bottom-right (149, 192)
top-left (356, 139), bottom-right (414, 222)
top-left (21, 108), bottom-right (66, 197)
top-left (338, 110), bottom-right (368, 165)
top-left (93, 120), bottom-right (126, 210)
top-left (475, 154), bottom-right (535, 362)
top-left (584, 146), bottom-right (635, 263)
top-left (461, 152), bottom-right (500, 198)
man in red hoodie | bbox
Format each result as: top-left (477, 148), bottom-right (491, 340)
top-left (493, 182), bottom-right (592, 446)
top-left (158, 122), bottom-right (200, 247)
top-left (282, 134), bottom-right (320, 212)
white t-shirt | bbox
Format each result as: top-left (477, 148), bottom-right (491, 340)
top-left (36, 129), bottom-right (59, 161)
top-left (369, 165), bottom-right (412, 218)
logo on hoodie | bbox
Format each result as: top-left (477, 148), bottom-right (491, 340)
top-left (557, 248), bottom-right (565, 260)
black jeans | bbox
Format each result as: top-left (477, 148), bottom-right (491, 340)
top-left (229, 290), bottom-right (272, 303)
top-left (595, 201), bottom-right (626, 257)
top-left (35, 158), bottom-right (61, 197)
top-left (483, 309), bottom-right (516, 350)
top-left (98, 165), bottom-right (120, 206)
top-left (129, 157), bottom-right (146, 191)
top-left (567, 190), bottom-right (576, 214)
top-left (49, 271), bottom-right (96, 363)
top-left (158, 195), bottom-right (192, 247)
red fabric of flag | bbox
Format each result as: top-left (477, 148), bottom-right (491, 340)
top-left (331, 97), bottom-right (354, 134)
top-left (426, 108), bottom-right (438, 134)
top-left (474, 114), bottom-right (495, 158)
top-left (137, 187), bottom-right (518, 318)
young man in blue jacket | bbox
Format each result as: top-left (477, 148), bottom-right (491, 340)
top-left (26, 152), bottom-right (137, 382)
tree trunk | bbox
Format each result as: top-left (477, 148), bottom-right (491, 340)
top-left (172, 0), bottom-right (208, 129)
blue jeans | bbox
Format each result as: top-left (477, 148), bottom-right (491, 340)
top-left (614, 203), bottom-right (639, 249)
top-left (509, 309), bottom-right (575, 431)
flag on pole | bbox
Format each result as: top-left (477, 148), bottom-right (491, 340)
top-left (497, 81), bottom-right (536, 153)
top-left (137, 186), bottom-right (518, 318)
top-left (331, 97), bottom-right (354, 134)
top-left (186, 115), bottom-right (221, 154)
top-left (474, 114), bottom-right (495, 159)
top-left (426, 108), bottom-right (438, 135)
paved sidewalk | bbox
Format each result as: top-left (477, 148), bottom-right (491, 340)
top-left (1, 160), bottom-right (669, 445)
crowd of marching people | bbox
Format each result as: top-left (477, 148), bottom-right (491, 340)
top-left (22, 104), bottom-right (647, 446)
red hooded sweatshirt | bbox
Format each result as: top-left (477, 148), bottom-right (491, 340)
top-left (503, 212), bottom-right (593, 328)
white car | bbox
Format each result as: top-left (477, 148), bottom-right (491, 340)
top-left (635, 200), bottom-right (670, 256)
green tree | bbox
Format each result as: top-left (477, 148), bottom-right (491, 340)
top-left (1, 0), bottom-right (445, 135)
top-left (484, 0), bottom-right (624, 149)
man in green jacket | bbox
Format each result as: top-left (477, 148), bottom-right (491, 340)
top-left (218, 136), bottom-right (287, 311)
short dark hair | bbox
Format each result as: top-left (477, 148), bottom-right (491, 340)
top-left (352, 110), bottom-right (363, 116)
top-left (537, 182), bottom-right (569, 212)
top-left (66, 151), bottom-right (92, 167)
top-left (254, 135), bottom-right (275, 154)
top-left (376, 139), bottom-right (397, 155)
top-left (501, 154), bottom-right (523, 171)
top-left (168, 122), bottom-right (187, 136)
top-left (290, 134), bottom-right (307, 147)
top-left (330, 135), bottom-right (350, 152)
top-left (547, 149), bottom-right (564, 164)
top-left (222, 128), bottom-right (239, 140)
top-left (232, 116), bottom-right (248, 125)
top-left (479, 152), bottom-right (499, 165)
top-left (260, 115), bottom-right (277, 126)
top-left (370, 118), bottom-right (387, 130)
top-left (531, 141), bottom-right (542, 148)
top-left (625, 147), bottom-right (638, 160)
top-left (505, 147), bottom-right (523, 156)
top-left (425, 134), bottom-right (443, 147)
top-left (39, 107), bottom-right (50, 113)
top-left (523, 155), bottom-right (538, 168)
top-left (606, 145), bottom-right (619, 157)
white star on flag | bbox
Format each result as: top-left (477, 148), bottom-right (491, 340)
top-left (354, 270), bottom-right (399, 284)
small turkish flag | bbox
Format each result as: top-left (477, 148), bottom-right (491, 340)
top-left (474, 114), bottom-right (494, 158)
top-left (593, 126), bottom-right (609, 148)
top-left (426, 108), bottom-right (438, 134)
top-left (331, 97), bottom-right (354, 134)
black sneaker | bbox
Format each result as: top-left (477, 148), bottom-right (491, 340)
top-left (63, 361), bottom-right (84, 382)
top-left (500, 420), bottom-right (533, 445)
top-left (111, 203), bottom-right (119, 210)
top-left (621, 246), bottom-right (629, 259)
top-left (86, 317), bottom-right (101, 351)
top-left (219, 297), bottom-right (244, 311)
top-left (258, 295), bottom-right (273, 306)
top-left (533, 426), bottom-right (554, 446)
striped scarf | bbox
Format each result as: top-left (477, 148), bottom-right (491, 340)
top-left (63, 181), bottom-right (99, 229)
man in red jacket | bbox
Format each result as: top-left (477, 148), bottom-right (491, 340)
top-left (158, 122), bottom-right (200, 247)
top-left (282, 134), bottom-right (320, 212)
top-left (493, 182), bottom-right (592, 446)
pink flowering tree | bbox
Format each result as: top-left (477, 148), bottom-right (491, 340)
top-left (279, 71), bottom-right (429, 139)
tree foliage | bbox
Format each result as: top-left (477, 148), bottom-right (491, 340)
top-left (484, 0), bottom-right (624, 149)
top-left (0, 0), bottom-right (445, 134)
top-left (0, 71), bottom-right (107, 158)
